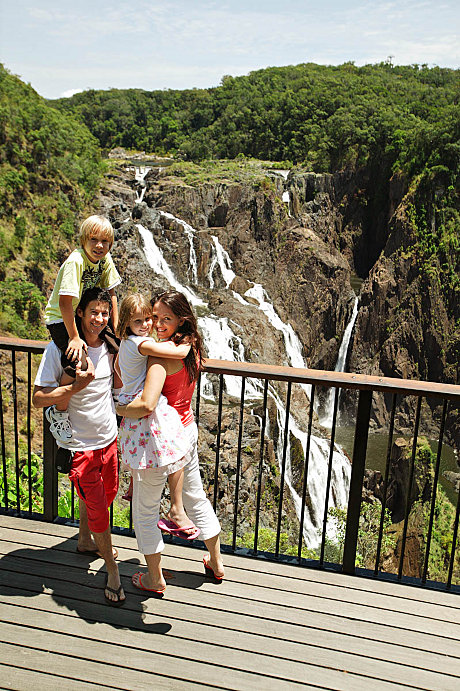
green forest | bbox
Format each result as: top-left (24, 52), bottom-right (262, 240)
top-left (53, 61), bottom-right (459, 182)
top-left (0, 60), bottom-right (459, 338)
top-left (0, 64), bottom-right (102, 337)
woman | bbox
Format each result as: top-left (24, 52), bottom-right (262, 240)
top-left (116, 290), bottom-right (224, 594)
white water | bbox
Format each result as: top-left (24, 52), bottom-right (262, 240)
top-left (159, 211), bottom-right (199, 285)
top-left (134, 167), bottom-right (150, 204)
top-left (132, 169), bottom-right (351, 547)
top-left (209, 236), bottom-right (236, 288)
top-left (135, 223), bottom-right (204, 307)
top-left (320, 297), bottom-right (359, 427)
top-left (269, 386), bottom-right (350, 547)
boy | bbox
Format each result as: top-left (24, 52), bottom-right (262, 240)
top-left (44, 215), bottom-right (121, 442)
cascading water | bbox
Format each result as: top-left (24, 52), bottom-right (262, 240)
top-left (320, 297), bottom-right (359, 428)
top-left (131, 167), bottom-right (351, 547)
top-left (134, 166), bottom-right (150, 204)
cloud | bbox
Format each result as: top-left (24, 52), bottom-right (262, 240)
top-left (60, 88), bottom-right (85, 98)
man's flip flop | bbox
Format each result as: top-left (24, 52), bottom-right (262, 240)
top-left (157, 518), bottom-right (200, 540)
top-left (132, 571), bottom-right (165, 596)
top-left (77, 546), bottom-right (119, 559)
top-left (104, 573), bottom-right (125, 607)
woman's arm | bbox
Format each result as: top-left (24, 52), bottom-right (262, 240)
top-left (138, 339), bottom-right (190, 360)
top-left (116, 358), bottom-right (167, 419)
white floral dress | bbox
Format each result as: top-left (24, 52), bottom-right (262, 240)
top-left (119, 392), bottom-right (191, 471)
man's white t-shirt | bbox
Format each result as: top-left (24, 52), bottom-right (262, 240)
top-left (35, 341), bottom-right (117, 451)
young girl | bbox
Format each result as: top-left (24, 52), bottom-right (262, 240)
top-left (116, 290), bottom-right (224, 594)
top-left (116, 293), bottom-right (199, 540)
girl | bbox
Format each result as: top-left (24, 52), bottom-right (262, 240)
top-left (116, 294), bottom-right (199, 540)
top-left (116, 290), bottom-right (224, 595)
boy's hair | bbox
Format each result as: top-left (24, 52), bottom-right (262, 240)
top-left (77, 287), bottom-right (112, 314)
top-left (79, 215), bottom-right (114, 248)
top-left (117, 293), bottom-right (152, 340)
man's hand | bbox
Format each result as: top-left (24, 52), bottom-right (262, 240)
top-left (71, 356), bottom-right (95, 393)
top-left (66, 336), bottom-right (87, 364)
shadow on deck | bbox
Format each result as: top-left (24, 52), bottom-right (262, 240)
top-left (0, 514), bottom-right (459, 690)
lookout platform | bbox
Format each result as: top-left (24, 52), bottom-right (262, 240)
top-left (0, 514), bottom-right (459, 690)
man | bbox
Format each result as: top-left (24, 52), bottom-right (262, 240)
top-left (33, 287), bottom-right (125, 605)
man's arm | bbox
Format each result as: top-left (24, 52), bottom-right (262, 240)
top-left (116, 358), bottom-right (166, 419)
top-left (33, 359), bottom-right (95, 409)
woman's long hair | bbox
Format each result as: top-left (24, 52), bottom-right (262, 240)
top-left (150, 290), bottom-right (205, 383)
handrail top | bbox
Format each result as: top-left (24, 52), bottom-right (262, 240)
top-left (203, 359), bottom-right (460, 400)
top-left (1, 336), bottom-right (459, 400)
top-left (0, 335), bottom-right (49, 354)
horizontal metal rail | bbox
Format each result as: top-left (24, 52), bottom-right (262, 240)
top-left (1, 337), bottom-right (459, 592)
top-left (2, 337), bottom-right (459, 400)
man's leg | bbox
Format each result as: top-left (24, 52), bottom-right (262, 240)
top-left (92, 526), bottom-right (125, 604)
top-left (77, 498), bottom-right (98, 551)
top-left (70, 446), bottom-right (124, 603)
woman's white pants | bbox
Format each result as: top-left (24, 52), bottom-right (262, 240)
top-left (131, 422), bottom-right (221, 555)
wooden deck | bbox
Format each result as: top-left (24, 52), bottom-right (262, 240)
top-left (0, 515), bottom-right (459, 690)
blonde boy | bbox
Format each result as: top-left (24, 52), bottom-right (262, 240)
top-left (44, 215), bottom-right (121, 442)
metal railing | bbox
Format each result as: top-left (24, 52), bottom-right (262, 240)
top-left (1, 336), bottom-right (459, 591)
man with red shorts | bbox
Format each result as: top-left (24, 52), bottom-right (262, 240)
top-left (33, 287), bottom-right (125, 605)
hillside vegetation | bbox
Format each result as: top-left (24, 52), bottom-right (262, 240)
top-left (54, 62), bottom-right (458, 181)
top-left (0, 64), bottom-right (102, 337)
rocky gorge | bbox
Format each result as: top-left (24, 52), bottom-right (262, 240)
top-left (98, 156), bottom-right (458, 561)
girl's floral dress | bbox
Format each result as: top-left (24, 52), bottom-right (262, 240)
top-left (119, 392), bottom-right (190, 472)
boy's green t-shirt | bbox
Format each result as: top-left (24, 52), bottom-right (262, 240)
top-left (44, 248), bottom-right (121, 325)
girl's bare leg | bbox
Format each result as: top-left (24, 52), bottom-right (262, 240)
top-left (167, 468), bottom-right (195, 535)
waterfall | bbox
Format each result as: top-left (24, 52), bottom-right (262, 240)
top-left (135, 223), bottom-right (204, 307)
top-left (209, 236), bottom-right (236, 288)
top-left (320, 297), bottom-right (359, 427)
top-left (269, 386), bottom-right (350, 548)
top-left (158, 210), bottom-right (199, 285)
top-left (131, 169), bottom-right (351, 547)
top-left (134, 166), bottom-right (150, 204)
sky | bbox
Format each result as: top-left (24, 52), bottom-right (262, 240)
top-left (0, 0), bottom-right (458, 100)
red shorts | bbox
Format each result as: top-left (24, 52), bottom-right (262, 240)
top-left (69, 439), bottom-right (118, 533)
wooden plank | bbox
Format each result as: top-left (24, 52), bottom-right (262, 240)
top-left (0, 621), bottom-right (409, 691)
top-left (1, 592), bottom-right (459, 683)
top-left (2, 515), bottom-right (458, 608)
top-left (1, 539), bottom-right (459, 643)
top-left (1, 524), bottom-right (459, 619)
top-left (0, 615), bottom-right (440, 691)
top-left (1, 549), bottom-right (460, 659)
top-left (0, 641), bottom-right (220, 691)
top-left (0, 663), bottom-right (106, 690)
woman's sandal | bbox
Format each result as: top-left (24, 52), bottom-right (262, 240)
top-left (203, 555), bottom-right (224, 582)
top-left (132, 571), bottom-right (166, 597)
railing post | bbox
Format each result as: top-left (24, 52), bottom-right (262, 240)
top-left (43, 413), bottom-right (58, 522)
top-left (342, 389), bottom-right (372, 575)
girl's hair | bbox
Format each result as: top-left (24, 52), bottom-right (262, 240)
top-left (117, 293), bottom-right (152, 340)
top-left (79, 215), bottom-right (114, 248)
top-left (151, 290), bottom-right (205, 383)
